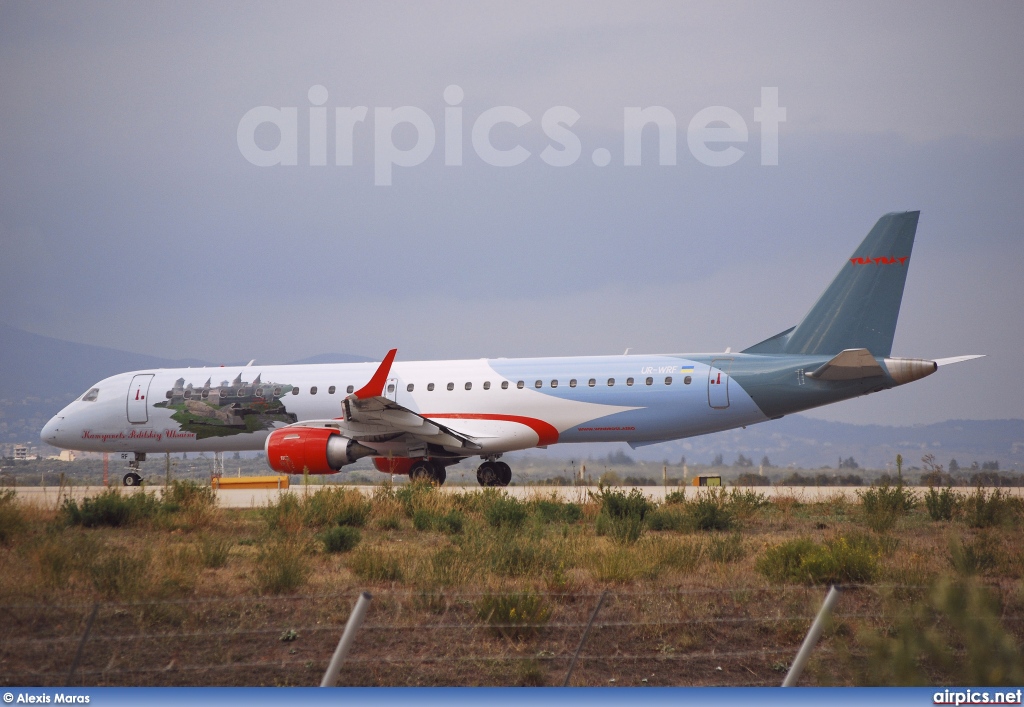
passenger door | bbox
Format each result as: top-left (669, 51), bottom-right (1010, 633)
top-left (707, 359), bottom-right (732, 409)
top-left (127, 374), bottom-right (154, 423)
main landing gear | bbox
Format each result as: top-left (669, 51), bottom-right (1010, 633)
top-left (476, 460), bottom-right (511, 487)
top-left (409, 459), bottom-right (447, 485)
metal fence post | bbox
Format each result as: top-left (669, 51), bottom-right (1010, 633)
top-left (562, 590), bottom-right (607, 687)
top-left (320, 592), bottom-right (372, 687)
top-left (782, 585), bottom-right (840, 687)
top-left (67, 602), bottom-right (99, 685)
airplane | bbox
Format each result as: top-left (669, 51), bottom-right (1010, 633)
top-left (41, 211), bottom-right (982, 487)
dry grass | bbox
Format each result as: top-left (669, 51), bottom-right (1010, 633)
top-left (0, 486), bottom-right (1021, 687)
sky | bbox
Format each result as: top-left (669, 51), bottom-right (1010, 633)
top-left (1, 1), bottom-right (1022, 425)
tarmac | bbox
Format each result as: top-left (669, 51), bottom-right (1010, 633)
top-left (11, 483), bottom-right (1023, 508)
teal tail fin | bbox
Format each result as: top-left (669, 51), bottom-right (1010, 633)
top-left (743, 211), bottom-right (919, 357)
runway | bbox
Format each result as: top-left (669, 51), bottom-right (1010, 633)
top-left (11, 483), bottom-right (1023, 509)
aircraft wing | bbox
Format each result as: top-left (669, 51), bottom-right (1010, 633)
top-left (280, 349), bottom-right (483, 451)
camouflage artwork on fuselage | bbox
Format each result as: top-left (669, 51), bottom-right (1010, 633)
top-left (154, 372), bottom-right (298, 439)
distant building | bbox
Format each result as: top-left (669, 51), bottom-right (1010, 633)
top-left (47, 450), bottom-right (78, 462)
top-left (13, 446), bottom-right (34, 461)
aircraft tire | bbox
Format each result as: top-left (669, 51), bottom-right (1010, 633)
top-left (123, 473), bottom-right (140, 487)
top-left (409, 461), bottom-right (434, 484)
top-left (476, 461), bottom-right (499, 487)
top-left (495, 461), bottom-right (512, 487)
top-left (428, 461), bottom-right (447, 486)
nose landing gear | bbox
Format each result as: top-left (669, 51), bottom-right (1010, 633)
top-left (122, 455), bottom-right (144, 486)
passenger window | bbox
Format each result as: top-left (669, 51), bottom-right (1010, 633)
top-left (501, 381), bottom-right (509, 389)
top-left (684, 376), bottom-right (692, 385)
top-left (273, 387), bottom-right (281, 396)
top-left (407, 383), bottom-right (414, 392)
top-left (550, 380), bottom-right (558, 388)
top-left (386, 384), bottom-right (394, 393)
top-left (645, 377), bottom-right (653, 386)
top-left (517, 381), bottom-right (525, 389)
top-left (428, 383), bottom-right (435, 391)
top-left (239, 388), bottom-right (248, 396)
top-left (626, 378), bottom-right (634, 386)
top-left (81, 388), bottom-right (100, 402)
top-left (535, 380), bottom-right (542, 389)
top-left (483, 381), bottom-right (491, 390)
top-left (346, 385), bottom-right (354, 394)
top-left (588, 379), bottom-right (596, 387)
top-left (184, 390), bottom-right (193, 399)
top-left (328, 385), bottom-right (336, 394)
top-left (201, 390), bottom-right (209, 398)
top-left (291, 388), bottom-right (298, 395)
top-left (256, 388), bottom-right (264, 396)
top-left (465, 382), bottom-right (472, 390)
top-left (311, 386), bottom-right (318, 395)
top-left (569, 379), bottom-right (577, 388)
top-left (165, 391), bottom-right (172, 399)
top-left (665, 377), bottom-right (672, 385)
top-left (607, 378), bottom-right (615, 386)
top-left (447, 382), bottom-right (454, 391)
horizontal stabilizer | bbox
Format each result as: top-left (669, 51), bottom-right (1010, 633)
top-left (807, 348), bottom-right (884, 381)
top-left (934, 355), bottom-right (986, 367)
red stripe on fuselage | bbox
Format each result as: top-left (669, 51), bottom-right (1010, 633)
top-left (422, 413), bottom-right (560, 446)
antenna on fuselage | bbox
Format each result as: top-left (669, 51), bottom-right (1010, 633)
top-left (623, 348), bottom-right (631, 355)
top-left (246, 359), bottom-right (255, 366)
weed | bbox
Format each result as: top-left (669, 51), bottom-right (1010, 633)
top-left (592, 486), bottom-right (653, 543)
top-left (949, 533), bottom-right (1000, 576)
top-left (303, 487), bottom-right (370, 528)
top-left (37, 532), bottom-right (98, 590)
top-left (195, 535), bottom-right (231, 568)
top-left (924, 487), bottom-right (960, 522)
top-left (664, 490), bottom-right (687, 505)
top-left (757, 535), bottom-right (879, 585)
top-left (374, 515), bottom-right (402, 531)
top-left (59, 489), bottom-right (161, 528)
top-left (0, 489), bottom-right (25, 543)
top-left (963, 487), bottom-right (1009, 529)
top-left (686, 488), bottom-right (735, 531)
top-left (426, 545), bottom-right (470, 587)
top-left (517, 658), bottom-right (547, 686)
top-left (589, 543), bottom-right (661, 582)
top-left (260, 493), bottom-right (304, 534)
top-left (727, 489), bottom-right (770, 518)
top-left (321, 526), bottom-right (361, 554)
top-left (653, 538), bottom-right (704, 572)
top-left (859, 483), bottom-right (916, 532)
top-left (534, 499), bottom-right (582, 524)
top-left (487, 533), bottom-right (552, 577)
top-left (477, 591), bottom-right (551, 638)
top-left (647, 507), bottom-right (687, 532)
top-left (857, 579), bottom-right (1024, 685)
top-left (483, 494), bottom-right (528, 529)
top-left (396, 479), bottom-right (437, 518)
top-left (348, 545), bottom-right (405, 582)
top-left (89, 549), bottom-right (152, 599)
top-left (252, 541), bottom-right (310, 594)
top-left (161, 480), bottom-right (217, 513)
top-left (707, 533), bottom-right (746, 563)
top-left (413, 508), bottom-right (465, 534)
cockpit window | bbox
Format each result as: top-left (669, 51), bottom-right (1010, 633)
top-left (80, 388), bottom-right (99, 402)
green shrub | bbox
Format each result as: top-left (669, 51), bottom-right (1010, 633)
top-left (647, 507), bottom-right (687, 532)
top-left (60, 489), bottom-right (161, 528)
top-left (727, 489), bottom-right (771, 517)
top-left (757, 535), bottom-right (879, 585)
top-left (534, 499), bottom-right (582, 524)
top-left (252, 541), bottom-right (310, 594)
top-left (664, 489), bottom-right (687, 505)
top-left (477, 591), bottom-right (551, 638)
top-left (687, 488), bottom-right (735, 531)
top-left (161, 480), bottom-right (216, 512)
top-left (374, 515), bottom-right (402, 531)
top-left (924, 486), bottom-right (960, 521)
top-left (592, 486), bottom-right (653, 543)
top-left (859, 482), bottom-right (915, 532)
top-left (321, 526), bottom-right (361, 554)
top-left (303, 487), bottom-right (370, 528)
top-left (396, 479), bottom-right (436, 517)
top-left (413, 508), bottom-right (465, 534)
top-left (963, 487), bottom-right (1009, 529)
top-left (483, 494), bottom-right (528, 529)
top-left (260, 493), bottom-right (304, 533)
top-left (487, 533), bottom-right (552, 577)
top-left (0, 489), bottom-right (25, 543)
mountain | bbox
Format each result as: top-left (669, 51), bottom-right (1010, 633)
top-left (0, 323), bottom-right (370, 444)
top-left (533, 416), bottom-right (1024, 472)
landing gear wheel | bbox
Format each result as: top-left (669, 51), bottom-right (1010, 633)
top-left (495, 461), bottom-right (512, 487)
top-left (429, 461), bottom-right (447, 486)
top-left (476, 461), bottom-right (499, 487)
top-left (410, 460), bottom-right (445, 486)
top-left (122, 472), bottom-right (142, 487)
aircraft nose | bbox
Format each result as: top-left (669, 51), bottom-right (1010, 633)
top-left (40, 416), bottom-right (63, 444)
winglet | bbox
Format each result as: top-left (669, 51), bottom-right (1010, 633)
top-left (353, 349), bottom-right (398, 399)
